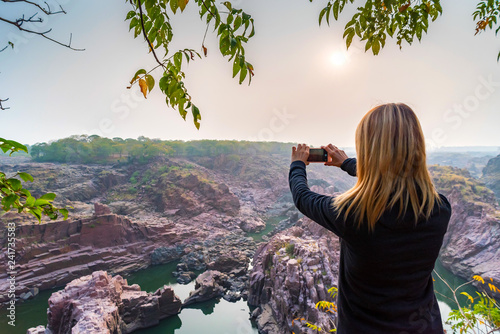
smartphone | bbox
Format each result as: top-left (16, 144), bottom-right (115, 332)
top-left (307, 148), bottom-right (328, 162)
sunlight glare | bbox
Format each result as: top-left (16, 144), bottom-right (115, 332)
top-left (330, 51), bottom-right (349, 67)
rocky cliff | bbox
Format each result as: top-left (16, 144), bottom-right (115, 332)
top-left (429, 165), bottom-right (500, 289)
top-left (248, 218), bottom-right (341, 334)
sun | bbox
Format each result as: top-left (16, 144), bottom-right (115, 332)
top-left (330, 51), bottom-right (349, 67)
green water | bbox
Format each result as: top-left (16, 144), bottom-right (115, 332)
top-left (0, 285), bottom-right (64, 334)
top-left (248, 215), bottom-right (288, 242)
top-left (433, 260), bottom-right (481, 332)
top-left (0, 261), bottom-right (258, 334)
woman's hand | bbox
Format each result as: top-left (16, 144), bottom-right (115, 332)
top-left (322, 144), bottom-right (348, 167)
top-left (291, 144), bottom-right (310, 165)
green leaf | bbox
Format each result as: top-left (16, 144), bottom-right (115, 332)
top-left (39, 193), bottom-right (56, 201)
top-left (249, 24), bottom-right (255, 38)
top-left (145, 74), bottom-right (155, 92)
top-left (129, 17), bottom-right (140, 31)
top-left (2, 194), bottom-right (17, 209)
top-left (232, 58), bottom-right (240, 78)
top-left (372, 39), bottom-right (380, 55)
top-left (144, 0), bottom-right (156, 15)
top-left (416, 25), bottom-right (422, 41)
top-left (59, 208), bottom-right (69, 220)
top-left (9, 139), bottom-right (28, 153)
top-left (144, 19), bottom-right (153, 33)
top-left (319, 7), bottom-right (327, 25)
top-left (29, 207), bottom-right (42, 222)
top-left (134, 25), bottom-right (142, 38)
top-left (159, 75), bottom-right (168, 92)
top-left (365, 39), bottom-right (372, 52)
top-left (346, 31), bottom-right (355, 49)
top-left (132, 69), bottom-right (147, 83)
top-left (191, 104), bottom-right (201, 129)
top-left (34, 199), bottom-right (50, 207)
top-left (26, 196), bottom-right (35, 207)
top-left (230, 37), bottom-right (237, 49)
top-left (170, 0), bottom-right (179, 14)
top-left (126, 10), bottom-right (136, 20)
top-left (343, 27), bottom-right (354, 38)
top-left (20, 188), bottom-right (31, 197)
top-left (333, 1), bottom-right (340, 20)
top-left (17, 172), bottom-right (34, 182)
top-left (234, 16), bottom-right (242, 30)
top-left (6, 178), bottom-right (22, 191)
top-left (174, 52), bottom-right (183, 70)
top-left (239, 64), bottom-right (248, 84)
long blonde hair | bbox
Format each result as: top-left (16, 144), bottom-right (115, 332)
top-left (333, 103), bottom-right (441, 231)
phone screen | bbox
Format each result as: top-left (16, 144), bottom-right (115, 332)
top-left (307, 148), bottom-right (327, 162)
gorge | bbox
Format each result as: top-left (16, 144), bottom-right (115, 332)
top-left (0, 141), bottom-right (499, 333)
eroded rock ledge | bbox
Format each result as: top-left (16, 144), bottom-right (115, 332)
top-left (27, 270), bottom-right (181, 334)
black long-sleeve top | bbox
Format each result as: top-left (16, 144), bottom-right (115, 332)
top-left (289, 159), bottom-right (451, 334)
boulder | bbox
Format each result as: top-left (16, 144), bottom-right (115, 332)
top-left (183, 270), bottom-right (227, 306)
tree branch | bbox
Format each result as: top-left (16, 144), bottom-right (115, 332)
top-left (1, 0), bottom-right (66, 16)
top-left (0, 0), bottom-right (83, 51)
top-left (0, 98), bottom-right (10, 110)
top-left (136, 0), bottom-right (166, 70)
top-left (433, 270), bottom-right (478, 334)
top-left (0, 16), bottom-right (84, 51)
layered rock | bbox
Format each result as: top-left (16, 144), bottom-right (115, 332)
top-left (0, 203), bottom-right (206, 304)
top-left (27, 270), bottom-right (181, 333)
top-left (248, 219), bottom-right (341, 334)
top-left (150, 164), bottom-right (240, 217)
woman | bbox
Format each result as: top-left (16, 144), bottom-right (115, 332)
top-left (289, 103), bottom-right (451, 334)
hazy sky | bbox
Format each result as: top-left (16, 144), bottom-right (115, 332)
top-left (0, 0), bottom-right (499, 149)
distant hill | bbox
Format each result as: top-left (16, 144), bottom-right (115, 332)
top-left (482, 154), bottom-right (500, 203)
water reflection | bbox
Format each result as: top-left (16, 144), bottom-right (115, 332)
top-left (183, 298), bottom-right (218, 315)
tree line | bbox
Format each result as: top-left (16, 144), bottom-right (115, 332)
top-left (24, 135), bottom-right (293, 164)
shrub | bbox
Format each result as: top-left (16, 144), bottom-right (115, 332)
top-left (285, 243), bottom-right (295, 258)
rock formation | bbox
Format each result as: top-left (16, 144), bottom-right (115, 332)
top-left (183, 270), bottom-right (228, 306)
top-left (0, 203), bottom-right (207, 305)
top-left (27, 270), bottom-right (181, 333)
top-left (248, 219), bottom-right (341, 334)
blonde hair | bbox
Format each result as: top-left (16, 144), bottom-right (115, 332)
top-left (333, 103), bottom-right (441, 231)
